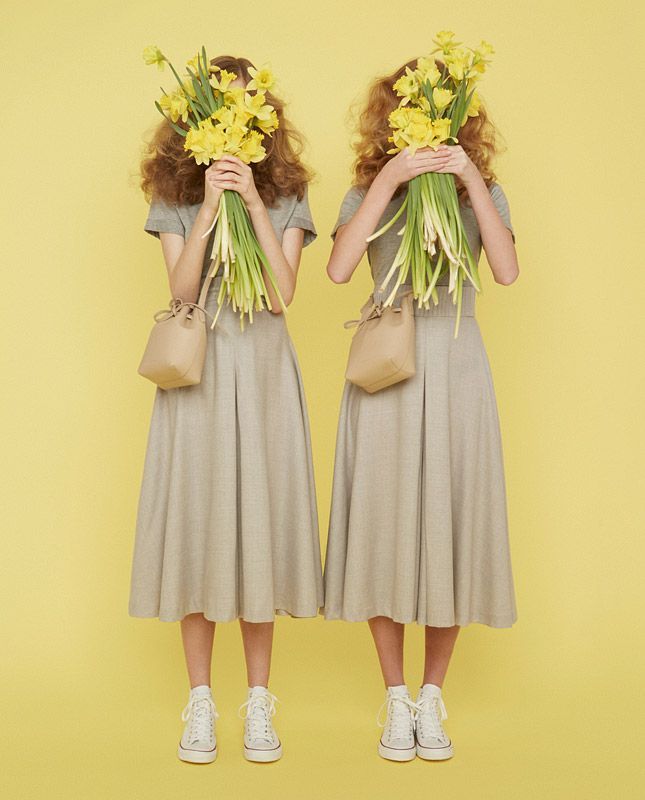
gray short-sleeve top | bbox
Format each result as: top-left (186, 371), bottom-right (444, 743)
top-left (330, 180), bottom-right (515, 300)
top-left (144, 185), bottom-right (317, 279)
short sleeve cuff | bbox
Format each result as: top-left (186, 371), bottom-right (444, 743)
top-left (143, 218), bottom-right (185, 239)
top-left (330, 186), bottom-right (365, 240)
top-left (285, 215), bottom-right (317, 247)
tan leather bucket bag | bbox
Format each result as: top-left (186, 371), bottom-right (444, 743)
top-left (137, 266), bottom-right (216, 390)
top-left (344, 290), bottom-right (415, 393)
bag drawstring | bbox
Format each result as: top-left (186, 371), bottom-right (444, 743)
top-left (153, 296), bottom-right (213, 323)
top-left (344, 289), bottom-right (412, 329)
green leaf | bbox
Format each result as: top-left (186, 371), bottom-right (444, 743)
top-left (167, 59), bottom-right (202, 122)
top-left (196, 48), bottom-right (216, 113)
top-left (154, 101), bottom-right (188, 136)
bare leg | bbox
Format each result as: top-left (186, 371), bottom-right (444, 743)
top-left (422, 625), bottom-right (460, 687)
top-left (368, 616), bottom-right (405, 687)
top-left (180, 613), bottom-right (215, 688)
top-left (239, 621), bottom-right (274, 687)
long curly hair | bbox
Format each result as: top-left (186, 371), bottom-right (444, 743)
top-left (139, 55), bottom-right (314, 207)
top-left (350, 57), bottom-right (506, 206)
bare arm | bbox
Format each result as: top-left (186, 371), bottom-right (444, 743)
top-left (326, 146), bottom-right (453, 284)
top-left (327, 143), bottom-right (519, 287)
top-left (211, 154), bottom-right (304, 312)
top-left (431, 145), bottom-right (519, 286)
top-left (157, 165), bottom-right (223, 302)
top-left (461, 171), bottom-right (519, 285)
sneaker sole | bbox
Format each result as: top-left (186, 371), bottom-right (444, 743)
top-left (378, 741), bottom-right (416, 762)
top-left (177, 743), bottom-right (217, 763)
top-left (243, 742), bottom-right (283, 763)
top-left (416, 741), bottom-right (454, 760)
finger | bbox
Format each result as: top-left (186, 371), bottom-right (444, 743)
top-left (413, 155), bottom-right (452, 167)
top-left (213, 161), bottom-right (243, 176)
top-left (213, 179), bottom-right (241, 189)
top-left (215, 170), bottom-right (240, 181)
top-left (414, 164), bottom-right (451, 175)
top-left (414, 147), bottom-right (451, 157)
top-left (217, 154), bottom-right (245, 170)
top-left (416, 145), bottom-right (450, 153)
top-left (417, 154), bottom-right (452, 163)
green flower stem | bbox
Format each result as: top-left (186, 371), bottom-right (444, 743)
top-left (366, 194), bottom-right (408, 242)
top-left (369, 166), bottom-right (484, 338)
top-left (208, 189), bottom-right (287, 330)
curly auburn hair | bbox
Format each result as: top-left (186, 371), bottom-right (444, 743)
top-left (350, 57), bottom-right (507, 206)
top-left (139, 55), bottom-right (314, 207)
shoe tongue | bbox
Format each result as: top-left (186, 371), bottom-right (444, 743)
top-left (388, 684), bottom-right (409, 697)
top-left (420, 683), bottom-right (442, 696)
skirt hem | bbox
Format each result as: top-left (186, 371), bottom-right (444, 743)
top-left (320, 606), bottom-right (517, 629)
top-left (128, 604), bottom-right (324, 624)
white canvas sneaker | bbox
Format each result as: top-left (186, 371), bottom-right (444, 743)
top-left (177, 685), bottom-right (219, 763)
top-left (414, 683), bottom-right (453, 760)
top-left (239, 686), bottom-right (282, 762)
top-left (377, 685), bottom-right (417, 761)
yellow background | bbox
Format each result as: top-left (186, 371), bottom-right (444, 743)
top-left (2, 1), bottom-right (644, 798)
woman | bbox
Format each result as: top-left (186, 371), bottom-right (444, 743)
top-left (128, 55), bottom-right (323, 765)
top-left (323, 59), bottom-right (519, 762)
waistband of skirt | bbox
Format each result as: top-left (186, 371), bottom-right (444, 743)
top-left (372, 283), bottom-right (476, 317)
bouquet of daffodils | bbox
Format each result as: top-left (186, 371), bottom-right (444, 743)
top-left (367, 31), bottom-right (494, 337)
top-left (143, 44), bottom-right (283, 329)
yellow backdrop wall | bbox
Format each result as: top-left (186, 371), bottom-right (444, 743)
top-left (2, 1), bottom-right (644, 798)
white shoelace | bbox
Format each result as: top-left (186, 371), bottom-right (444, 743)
top-left (238, 690), bottom-right (279, 744)
top-left (181, 694), bottom-right (219, 745)
top-left (377, 694), bottom-right (418, 742)
top-left (415, 693), bottom-right (449, 741)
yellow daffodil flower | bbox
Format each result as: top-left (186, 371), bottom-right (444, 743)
top-left (256, 109), bottom-right (279, 134)
top-left (432, 118), bottom-right (453, 142)
top-left (159, 90), bottom-right (189, 123)
top-left (247, 65), bottom-right (275, 92)
top-left (143, 45), bottom-right (165, 70)
top-left (416, 57), bottom-right (441, 86)
top-left (223, 124), bottom-right (247, 153)
top-left (466, 91), bottom-right (481, 117)
top-left (185, 124), bottom-right (213, 164)
top-left (238, 130), bottom-right (267, 163)
top-left (393, 67), bottom-right (419, 105)
top-left (386, 129), bottom-right (409, 154)
top-left (432, 30), bottom-right (460, 54)
top-left (211, 69), bottom-right (238, 92)
top-left (223, 87), bottom-right (246, 108)
top-left (180, 78), bottom-right (197, 99)
top-left (474, 40), bottom-right (495, 59)
top-left (432, 86), bottom-right (453, 110)
top-left (234, 107), bottom-right (254, 127)
top-left (244, 91), bottom-right (267, 115)
top-left (445, 48), bottom-right (470, 81)
top-left (212, 106), bottom-right (236, 127)
top-left (389, 107), bottom-right (412, 130)
top-left (186, 52), bottom-right (202, 74)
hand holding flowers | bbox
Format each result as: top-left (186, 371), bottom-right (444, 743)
top-left (143, 44), bottom-right (284, 329)
top-left (380, 145), bottom-right (454, 188)
top-left (209, 154), bottom-right (262, 209)
top-left (367, 31), bottom-right (496, 337)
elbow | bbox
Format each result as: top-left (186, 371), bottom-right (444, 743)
top-left (495, 265), bottom-right (520, 286)
top-left (270, 289), bottom-right (294, 314)
top-left (326, 262), bottom-right (350, 284)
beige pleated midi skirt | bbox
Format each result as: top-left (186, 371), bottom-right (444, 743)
top-left (323, 284), bottom-right (518, 628)
top-left (129, 274), bottom-right (324, 623)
